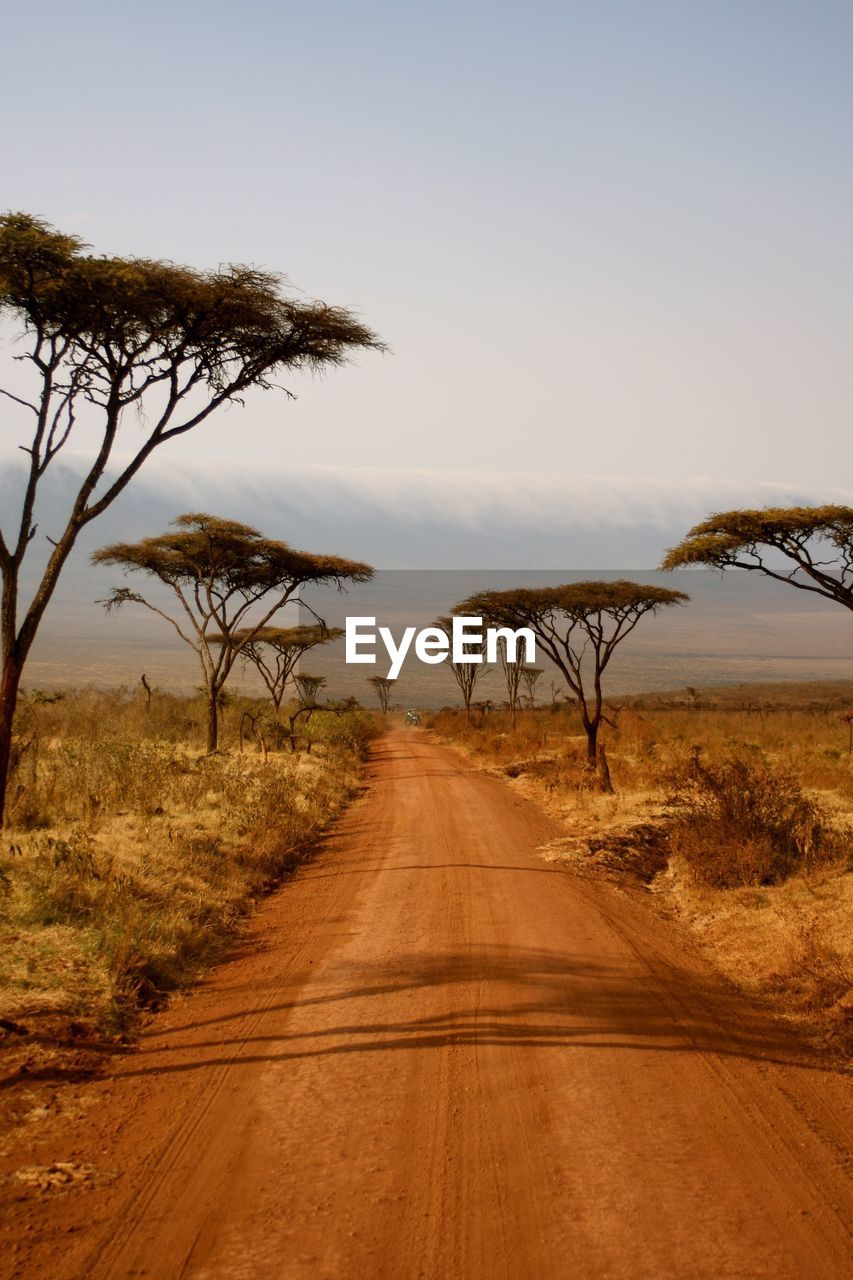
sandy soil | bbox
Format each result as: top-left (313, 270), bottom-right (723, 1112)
top-left (1, 730), bottom-right (851, 1279)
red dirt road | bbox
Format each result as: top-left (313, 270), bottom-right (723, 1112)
top-left (2, 730), bottom-right (851, 1278)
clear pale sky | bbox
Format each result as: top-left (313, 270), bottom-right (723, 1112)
top-left (2, 0), bottom-right (851, 489)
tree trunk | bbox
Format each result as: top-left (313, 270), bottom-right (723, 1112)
top-left (584, 717), bottom-right (598, 766)
top-left (596, 742), bottom-right (614, 794)
top-left (0, 651), bottom-right (23, 828)
top-left (206, 685), bottom-right (219, 753)
top-left (0, 523), bottom-right (92, 823)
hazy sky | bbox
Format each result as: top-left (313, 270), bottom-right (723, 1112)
top-left (3, 0), bottom-right (851, 488)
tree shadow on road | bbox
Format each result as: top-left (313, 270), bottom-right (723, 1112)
top-left (112, 942), bottom-right (845, 1081)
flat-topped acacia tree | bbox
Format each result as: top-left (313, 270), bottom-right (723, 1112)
top-left (0, 212), bottom-right (381, 821)
top-left (94, 514), bottom-right (373, 751)
top-left (294, 673), bottom-right (327, 708)
top-left (454, 582), bottom-right (688, 776)
top-left (236, 625), bottom-right (343, 711)
top-left (521, 666), bottom-right (543, 707)
top-left (661, 506), bottom-right (853, 611)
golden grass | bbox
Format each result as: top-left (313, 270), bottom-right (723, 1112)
top-left (657, 859), bottom-right (852, 1049)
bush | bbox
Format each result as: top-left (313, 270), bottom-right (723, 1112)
top-left (669, 749), bottom-right (848, 888)
top-left (308, 706), bottom-right (378, 756)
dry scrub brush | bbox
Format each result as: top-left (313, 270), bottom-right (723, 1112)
top-left (665, 749), bottom-right (850, 889)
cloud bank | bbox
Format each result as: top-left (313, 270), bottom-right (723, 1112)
top-left (2, 451), bottom-right (851, 569)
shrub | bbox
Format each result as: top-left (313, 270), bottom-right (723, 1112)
top-left (668, 749), bottom-right (848, 888)
top-left (309, 706), bottom-right (379, 756)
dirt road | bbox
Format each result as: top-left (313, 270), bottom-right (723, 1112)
top-left (2, 730), bottom-right (851, 1278)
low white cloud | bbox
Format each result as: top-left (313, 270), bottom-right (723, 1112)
top-left (2, 450), bottom-right (850, 569)
top-left (87, 455), bottom-right (853, 530)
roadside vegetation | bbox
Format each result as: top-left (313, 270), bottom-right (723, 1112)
top-left (428, 681), bottom-right (853, 1052)
top-left (0, 684), bottom-right (377, 1127)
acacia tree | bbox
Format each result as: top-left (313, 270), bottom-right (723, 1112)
top-left (237, 625), bottom-right (342, 711)
top-left (294, 673), bottom-right (327, 707)
top-left (661, 506), bottom-right (853, 611)
top-left (435, 616), bottom-right (489, 725)
top-left (496, 636), bottom-right (525, 728)
top-left (0, 213), bottom-right (381, 822)
top-left (521, 666), bottom-right (543, 707)
top-left (368, 675), bottom-right (394, 714)
top-left (94, 514), bottom-right (372, 751)
top-left (455, 582), bottom-right (688, 774)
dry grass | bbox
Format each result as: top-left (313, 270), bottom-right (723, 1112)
top-left (657, 860), bottom-right (853, 1053)
top-left (428, 689), bottom-right (853, 798)
top-left (428, 682), bottom-right (853, 1052)
top-left (0, 687), bottom-right (378, 1124)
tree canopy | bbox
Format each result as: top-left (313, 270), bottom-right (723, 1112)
top-left (94, 513), bottom-right (372, 601)
top-left (457, 581), bottom-right (687, 635)
top-left (661, 506), bottom-right (853, 611)
top-left (0, 214), bottom-right (383, 536)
